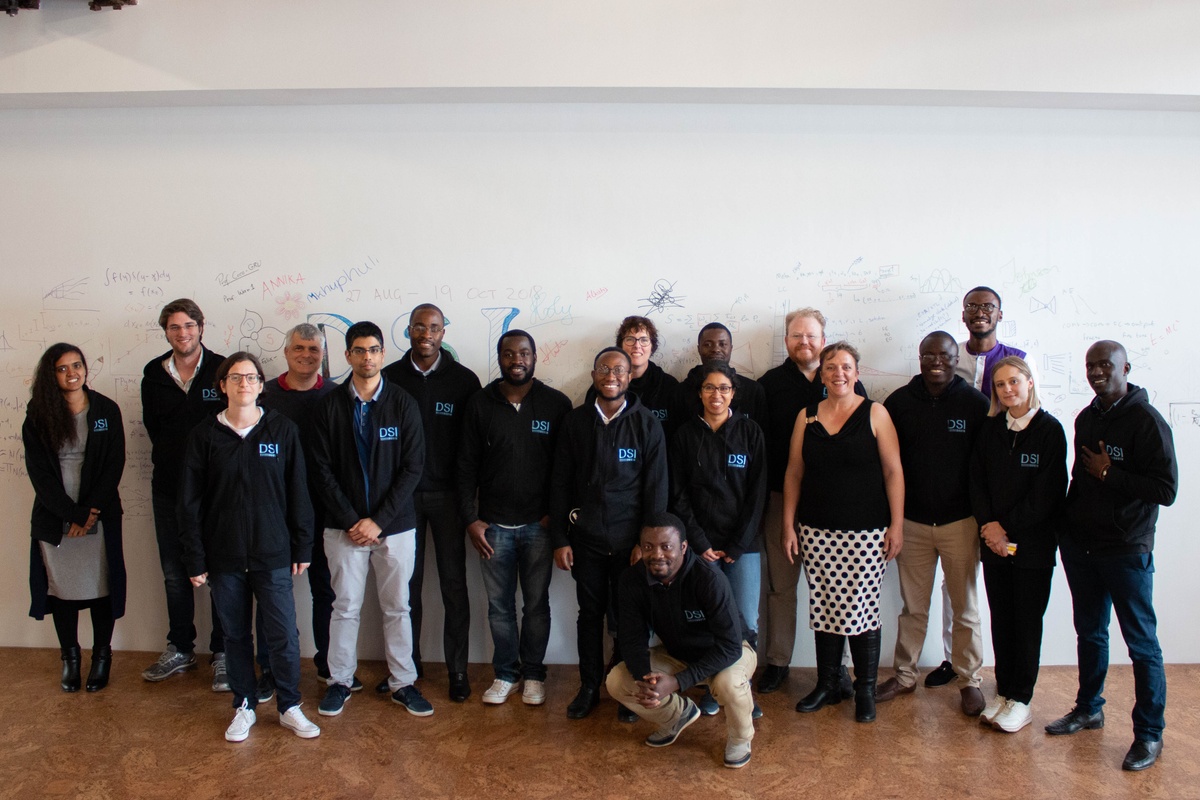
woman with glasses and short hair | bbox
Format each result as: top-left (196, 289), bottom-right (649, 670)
top-left (178, 351), bottom-right (320, 742)
top-left (24, 343), bottom-right (127, 693)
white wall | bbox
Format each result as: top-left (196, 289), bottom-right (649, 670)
top-left (0, 2), bottom-right (1196, 669)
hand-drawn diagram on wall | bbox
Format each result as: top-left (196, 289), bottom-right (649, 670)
top-left (916, 269), bottom-right (962, 294)
top-left (639, 279), bottom-right (686, 314)
top-left (238, 309), bottom-right (286, 357)
top-left (1169, 403), bottom-right (1200, 431)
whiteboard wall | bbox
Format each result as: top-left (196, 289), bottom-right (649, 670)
top-left (0, 101), bottom-right (1196, 668)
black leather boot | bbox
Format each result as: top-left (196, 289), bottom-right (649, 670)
top-left (61, 646), bottom-right (82, 693)
top-left (848, 628), bottom-right (881, 723)
top-left (86, 645), bottom-right (112, 693)
top-left (796, 632), bottom-right (846, 712)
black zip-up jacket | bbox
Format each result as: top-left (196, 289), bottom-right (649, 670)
top-left (141, 345), bottom-right (227, 496)
top-left (969, 409), bottom-right (1067, 569)
top-left (678, 363), bottom-right (768, 429)
top-left (584, 360), bottom-right (681, 437)
top-left (458, 378), bottom-right (572, 527)
top-left (669, 411), bottom-right (767, 559)
top-left (382, 348), bottom-right (481, 494)
top-left (885, 375), bottom-right (990, 525)
top-left (758, 358), bottom-right (866, 492)
top-left (261, 373), bottom-right (338, 526)
top-left (312, 379), bottom-right (425, 536)
top-left (24, 389), bottom-right (127, 621)
top-left (1064, 385), bottom-right (1177, 556)
top-left (618, 548), bottom-right (749, 693)
top-left (179, 408), bottom-right (314, 576)
top-left (549, 394), bottom-right (668, 552)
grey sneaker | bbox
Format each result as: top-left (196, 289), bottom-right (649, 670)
top-left (644, 697), bottom-right (700, 748)
top-left (724, 738), bottom-right (752, 768)
top-left (211, 652), bottom-right (231, 692)
top-left (141, 645), bottom-right (197, 682)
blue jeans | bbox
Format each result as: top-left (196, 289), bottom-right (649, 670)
top-left (152, 491), bottom-right (224, 655)
top-left (210, 568), bottom-right (301, 714)
top-left (716, 551), bottom-right (761, 636)
top-left (479, 523), bottom-right (553, 683)
top-left (1060, 542), bottom-right (1166, 741)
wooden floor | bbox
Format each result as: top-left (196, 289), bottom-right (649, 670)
top-left (1, 649), bottom-right (1195, 800)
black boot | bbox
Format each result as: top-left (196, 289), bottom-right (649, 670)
top-left (796, 632), bottom-right (846, 712)
top-left (61, 646), bottom-right (81, 693)
top-left (86, 645), bottom-right (112, 693)
top-left (848, 628), bottom-right (881, 723)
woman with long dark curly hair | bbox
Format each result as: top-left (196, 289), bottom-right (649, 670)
top-left (23, 343), bottom-right (126, 692)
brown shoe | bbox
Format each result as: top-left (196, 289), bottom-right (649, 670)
top-left (875, 677), bottom-right (915, 702)
top-left (960, 686), bottom-right (986, 717)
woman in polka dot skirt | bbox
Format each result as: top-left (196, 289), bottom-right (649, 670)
top-left (781, 342), bottom-right (905, 723)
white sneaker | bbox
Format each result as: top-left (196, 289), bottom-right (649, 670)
top-left (482, 679), bottom-right (521, 705)
top-left (980, 694), bottom-right (1007, 725)
top-left (280, 705), bottom-right (321, 739)
top-left (522, 679), bottom-right (546, 706)
top-left (225, 700), bottom-right (256, 742)
top-left (993, 699), bottom-right (1032, 733)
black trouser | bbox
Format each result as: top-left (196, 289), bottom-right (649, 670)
top-left (409, 490), bottom-right (472, 675)
top-left (47, 596), bottom-right (114, 651)
top-left (571, 539), bottom-right (629, 690)
top-left (255, 523), bottom-right (335, 675)
top-left (983, 562), bottom-right (1053, 705)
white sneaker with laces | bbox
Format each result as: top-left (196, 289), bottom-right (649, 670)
top-left (280, 705), bottom-right (321, 739)
top-left (482, 679), bottom-right (521, 705)
top-left (993, 699), bottom-right (1032, 733)
top-left (980, 694), bottom-right (1007, 725)
top-left (522, 679), bottom-right (546, 706)
top-left (225, 700), bottom-right (256, 742)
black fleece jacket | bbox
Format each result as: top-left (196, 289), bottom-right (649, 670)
top-left (382, 348), bottom-right (481, 493)
top-left (458, 378), bottom-right (572, 526)
top-left (141, 346), bottom-right (227, 496)
top-left (549, 394), bottom-right (668, 552)
top-left (1064, 385), bottom-right (1177, 556)
top-left (179, 408), bottom-right (314, 575)
top-left (619, 548), bottom-right (749, 693)
top-left (678, 363), bottom-right (768, 428)
top-left (311, 379), bottom-right (425, 536)
top-left (669, 411), bottom-right (767, 558)
top-left (969, 409), bottom-right (1067, 569)
top-left (884, 375), bottom-right (990, 525)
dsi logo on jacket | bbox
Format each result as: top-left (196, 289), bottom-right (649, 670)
top-left (1020, 453), bottom-right (1040, 468)
top-left (728, 454), bottom-right (748, 468)
top-left (202, 388), bottom-right (222, 402)
top-left (531, 420), bottom-right (550, 434)
top-left (652, 409), bottom-right (669, 422)
top-left (947, 419), bottom-right (967, 433)
top-left (93, 419), bottom-right (109, 433)
top-left (684, 609), bottom-right (707, 622)
top-left (259, 443), bottom-right (279, 457)
top-left (379, 426), bottom-right (399, 441)
top-left (618, 448), bottom-right (638, 463)
top-left (1106, 444), bottom-right (1125, 461)
top-left (435, 402), bottom-right (455, 417)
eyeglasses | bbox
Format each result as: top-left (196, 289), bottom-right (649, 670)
top-left (410, 324), bottom-right (443, 335)
top-left (349, 346), bottom-right (383, 357)
top-left (701, 384), bottom-right (733, 395)
top-left (166, 322), bottom-right (199, 334)
top-left (622, 336), bottom-right (651, 347)
top-left (224, 374), bottom-right (262, 385)
top-left (595, 365), bottom-right (629, 376)
top-left (964, 303), bottom-right (997, 314)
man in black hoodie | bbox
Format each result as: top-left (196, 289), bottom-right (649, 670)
top-left (458, 330), bottom-right (571, 707)
top-left (381, 304), bottom-right (481, 701)
top-left (677, 323), bottom-right (767, 424)
top-left (1046, 341), bottom-right (1177, 772)
top-left (551, 347), bottom-right (668, 719)
top-left (878, 332), bottom-right (990, 716)
top-left (140, 298), bottom-right (229, 688)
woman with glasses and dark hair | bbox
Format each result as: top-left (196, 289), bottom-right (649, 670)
top-left (670, 361), bottom-right (768, 716)
top-left (782, 341), bottom-right (905, 723)
top-left (969, 356), bottom-right (1067, 733)
top-left (23, 343), bottom-right (126, 693)
top-left (179, 351), bottom-right (319, 742)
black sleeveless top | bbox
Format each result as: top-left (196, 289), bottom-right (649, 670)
top-left (795, 399), bottom-right (890, 532)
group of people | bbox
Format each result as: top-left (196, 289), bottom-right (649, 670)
top-left (22, 286), bottom-right (1176, 772)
